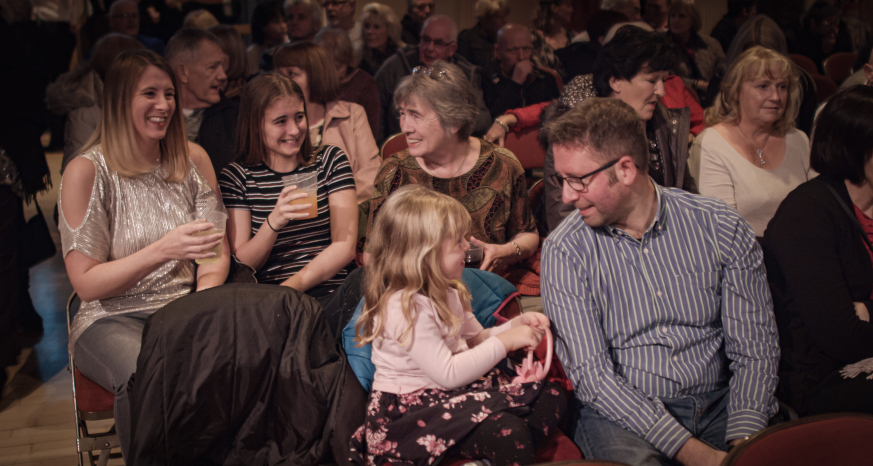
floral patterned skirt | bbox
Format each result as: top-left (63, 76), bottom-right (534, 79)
top-left (349, 368), bottom-right (546, 466)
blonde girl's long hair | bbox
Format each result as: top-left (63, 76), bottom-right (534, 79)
top-left (356, 185), bottom-right (473, 347)
top-left (81, 49), bottom-right (189, 182)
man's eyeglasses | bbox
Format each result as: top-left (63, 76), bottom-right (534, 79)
top-left (420, 35), bottom-right (454, 48)
top-left (551, 159), bottom-right (619, 192)
top-left (321, 0), bottom-right (350, 7)
top-left (412, 66), bottom-right (446, 78)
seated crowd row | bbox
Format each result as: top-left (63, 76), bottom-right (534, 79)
top-left (35, 7), bottom-right (873, 466)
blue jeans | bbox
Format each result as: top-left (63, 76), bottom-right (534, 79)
top-left (572, 387), bottom-right (730, 466)
top-left (74, 311), bottom-right (153, 460)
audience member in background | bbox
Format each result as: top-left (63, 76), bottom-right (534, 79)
top-left (541, 26), bottom-right (695, 231)
top-left (710, 0), bottom-right (757, 54)
top-left (483, 24), bottom-right (560, 119)
top-left (790, 1), bottom-right (853, 75)
top-left (668, 0), bottom-right (724, 104)
top-left (532, 0), bottom-right (574, 78)
top-left (839, 41), bottom-right (873, 89)
top-left (367, 61), bottom-right (538, 273)
top-left (324, 0), bottom-right (361, 49)
top-left (208, 25), bottom-right (247, 98)
top-left (601, 0), bottom-right (641, 22)
top-left (286, 0), bottom-right (322, 42)
top-left (357, 2), bottom-right (406, 76)
top-left (456, 0), bottom-right (509, 69)
top-left (274, 42), bottom-right (380, 203)
top-left (47, 34), bottom-right (145, 172)
top-left (182, 8), bottom-right (219, 29)
top-left (642, 0), bottom-right (668, 31)
top-left (400, 0), bottom-right (433, 46)
top-left (246, 0), bottom-right (287, 77)
top-left (166, 28), bottom-right (239, 175)
top-left (315, 27), bottom-right (380, 140)
top-left (375, 14), bottom-right (491, 142)
top-left (542, 97), bottom-right (778, 466)
top-left (690, 47), bottom-right (810, 238)
top-left (220, 73), bottom-right (356, 302)
top-left (709, 15), bottom-right (818, 136)
top-left (556, 9), bottom-right (627, 81)
top-left (108, 0), bottom-right (166, 55)
top-left (259, 0), bottom-right (323, 72)
top-left (59, 50), bottom-right (229, 458)
top-left (764, 85), bottom-right (873, 417)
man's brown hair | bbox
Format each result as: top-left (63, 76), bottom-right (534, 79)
top-left (541, 97), bottom-right (649, 172)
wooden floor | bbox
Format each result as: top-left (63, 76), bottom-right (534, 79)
top-left (0, 147), bottom-right (544, 466)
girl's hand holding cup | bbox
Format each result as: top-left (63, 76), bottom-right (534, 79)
top-left (156, 218), bottom-right (223, 262)
top-left (268, 184), bottom-right (313, 230)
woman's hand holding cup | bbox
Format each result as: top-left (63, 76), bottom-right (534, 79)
top-left (156, 220), bottom-right (223, 262)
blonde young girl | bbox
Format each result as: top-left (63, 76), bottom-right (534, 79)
top-left (350, 185), bottom-right (567, 466)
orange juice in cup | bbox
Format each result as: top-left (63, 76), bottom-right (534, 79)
top-left (282, 172), bottom-right (318, 218)
top-left (187, 211), bottom-right (227, 265)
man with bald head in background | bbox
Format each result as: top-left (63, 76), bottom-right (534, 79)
top-left (166, 28), bottom-right (239, 175)
top-left (108, 0), bottom-right (165, 55)
top-left (482, 23), bottom-right (559, 118)
top-left (375, 14), bottom-right (492, 142)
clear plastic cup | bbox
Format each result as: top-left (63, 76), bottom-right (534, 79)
top-left (465, 242), bottom-right (483, 268)
top-left (282, 172), bottom-right (318, 219)
top-left (188, 211), bottom-right (227, 265)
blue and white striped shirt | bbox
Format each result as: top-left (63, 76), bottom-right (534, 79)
top-left (542, 184), bottom-right (779, 457)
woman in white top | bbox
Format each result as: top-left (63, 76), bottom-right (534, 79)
top-left (690, 46), bottom-right (812, 236)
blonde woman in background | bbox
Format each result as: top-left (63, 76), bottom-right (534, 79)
top-left (357, 3), bottom-right (406, 76)
top-left (690, 46), bottom-right (811, 237)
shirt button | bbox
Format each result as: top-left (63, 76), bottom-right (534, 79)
top-left (661, 327), bottom-right (669, 335)
top-left (643, 248), bottom-right (649, 254)
top-left (672, 129), bottom-right (677, 134)
top-left (656, 291), bottom-right (663, 297)
top-left (672, 356), bottom-right (679, 362)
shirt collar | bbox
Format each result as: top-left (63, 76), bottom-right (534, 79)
top-left (603, 178), bottom-right (668, 238)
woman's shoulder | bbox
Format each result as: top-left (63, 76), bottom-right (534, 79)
top-left (784, 127), bottom-right (810, 146)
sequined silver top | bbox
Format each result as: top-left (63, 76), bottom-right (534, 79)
top-left (59, 145), bottom-right (225, 351)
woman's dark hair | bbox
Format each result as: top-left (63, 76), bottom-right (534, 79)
top-left (251, 0), bottom-right (285, 45)
top-left (592, 26), bottom-right (678, 97)
top-left (810, 85), bottom-right (873, 184)
top-left (586, 9), bottom-right (627, 45)
top-left (803, 1), bottom-right (839, 32)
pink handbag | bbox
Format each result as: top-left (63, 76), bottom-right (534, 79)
top-left (511, 327), bottom-right (552, 384)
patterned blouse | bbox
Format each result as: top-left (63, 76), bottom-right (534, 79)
top-left (366, 138), bottom-right (536, 245)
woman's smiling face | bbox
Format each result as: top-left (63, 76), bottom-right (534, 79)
top-left (398, 94), bottom-right (452, 159)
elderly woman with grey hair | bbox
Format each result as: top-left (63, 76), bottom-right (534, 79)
top-left (364, 61), bottom-right (538, 273)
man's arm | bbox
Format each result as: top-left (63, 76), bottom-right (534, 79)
top-left (542, 238), bottom-right (692, 458)
top-left (718, 211), bottom-right (780, 442)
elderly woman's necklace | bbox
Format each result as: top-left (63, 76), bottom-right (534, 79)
top-left (737, 125), bottom-right (769, 166)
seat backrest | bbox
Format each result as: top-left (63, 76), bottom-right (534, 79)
top-left (505, 127), bottom-right (546, 170)
top-left (790, 54), bottom-right (821, 76)
top-left (380, 133), bottom-right (408, 159)
top-left (823, 52), bottom-right (858, 84)
top-left (723, 413), bottom-right (873, 466)
top-left (812, 74), bottom-right (838, 102)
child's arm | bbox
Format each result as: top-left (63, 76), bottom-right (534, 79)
top-left (467, 312), bottom-right (551, 349)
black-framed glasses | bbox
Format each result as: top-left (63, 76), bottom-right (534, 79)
top-left (551, 159), bottom-right (619, 192)
top-left (412, 66), bottom-right (446, 78)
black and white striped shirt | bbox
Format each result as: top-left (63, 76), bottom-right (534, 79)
top-left (219, 145), bottom-right (355, 286)
top-left (542, 183), bottom-right (779, 457)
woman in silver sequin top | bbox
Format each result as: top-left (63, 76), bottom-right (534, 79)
top-left (58, 50), bottom-right (229, 457)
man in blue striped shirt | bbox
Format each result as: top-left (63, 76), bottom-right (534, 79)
top-left (540, 98), bottom-right (779, 466)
